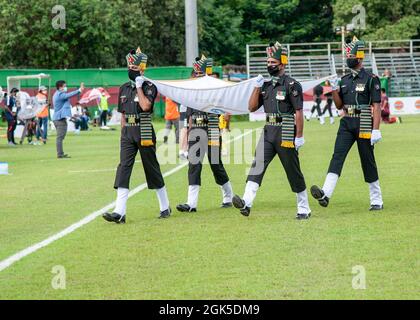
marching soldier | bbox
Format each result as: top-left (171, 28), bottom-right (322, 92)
top-left (322, 80), bottom-right (335, 124)
top-left (103, 47), bottom-right (171, 224)
top-left (308, 84), bottom-right (325, 124)
top-left (310, 36), bottom-right (384, 211)
top-left (232, 42), bottom-right (312, 220)
top-left (176, 55), bottom-right (233, 213)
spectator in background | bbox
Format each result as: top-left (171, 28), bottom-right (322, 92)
top-left (52, 80), bottom-right (84, 159)
top-left (163, 97), bottom-right (180, 144)
top-left (382, 68), bottom-right (392, 78)
top-left (380, 88), bottom-right (400, 124)
top-left (4, 88), bottom-right (19, 146)
top-left (99, 91), bottom-right (109, 128)
top-left (322, 80), bottom-right (335, 124)
top-left (35, 86), bottom-right (49, 145)
top-left (178, 103), bottom-right (188, 160)
top-left (71, 103), bottom-right (83, 134)
top-left (81, 107), bottom-right (90, 131)
top-left (308, 84), bottom-right (324, 124)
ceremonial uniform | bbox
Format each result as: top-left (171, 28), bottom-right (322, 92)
top-left (247, 75), bottom-right (306, 193)
top-left (322, 90), bottom-right (334, 124)
top-left (232, 41), bottom-right (311, 219)
top-left (310, 84), bottom-right (323, 120)
top-left (186, 107), bottom-right (229, 186)
top-left (103, 47), bottom-right (170, 224)
top-left (311, 36), bottom-right (384, 211)
top-left (327, 68), bottom-right (381, 182)
top-left (114, 81), bottom-right (165, 190)
top-left (176, 55), bottom-right (233, 212)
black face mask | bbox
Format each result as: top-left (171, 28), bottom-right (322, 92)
top-left (346, 58), bottom-right (359, 69)
top-left (267, 65), bottom-right (280, 76)
top-left (128, 69), bottom-right (141, 81)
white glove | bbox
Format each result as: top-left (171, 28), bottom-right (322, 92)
top-left (330, 77), bottom-right (340, 91)
top-left (135, 76), bottom-right (145, 88)
top-left (255, 74), bottom-right (265, 88)
top-left (295, 136), bottom-right (305, 150)
top-left (371, 129), bottom-right (382, 145)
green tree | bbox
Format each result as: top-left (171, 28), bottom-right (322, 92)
top-left (0, 0), bottom-right (185, 68)
top-left (333, 0), bottom-right (420, 41)
top-left (198, 0), bottom-right (335, 65)
top-left (198, 0), bottom-right (244, 65)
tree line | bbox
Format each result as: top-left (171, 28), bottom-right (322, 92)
top-left (0, 0), bottom-right (418, 68)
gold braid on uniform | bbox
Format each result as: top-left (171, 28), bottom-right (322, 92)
top-left (140, 112), bottom-right (154, 146)
top-left (359, 107), bottom-right (372, 139)
top-left (271, 75), bottom-right (295, 149)
top-left (207, 114), bottom-right (220, 146)
top-left (280, 114), bottom-right (295, 148)
top-left (358, 78), bottom-right (373, 139)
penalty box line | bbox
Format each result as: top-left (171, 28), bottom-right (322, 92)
top-left (0, 130), bottom-right (254, 272)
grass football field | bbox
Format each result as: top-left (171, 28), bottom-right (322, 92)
top-left (0, 117), bottom-right (419, 299)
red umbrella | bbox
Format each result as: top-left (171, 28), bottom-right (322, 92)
top-left (79, 87), bottom-right (111, 105)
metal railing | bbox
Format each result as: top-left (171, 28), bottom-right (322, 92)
top-left (246, 40), bottom-right (420, 96)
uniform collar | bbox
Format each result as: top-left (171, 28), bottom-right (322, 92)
top-left (129, 80), bottom-right (136, 88)
top-left (271, 74), bottom-right (286, 86)
top-left (351, 67), bottom-right (366, 79)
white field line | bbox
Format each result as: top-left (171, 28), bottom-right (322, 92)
top-left (0, 130), bottom-right (254, 272)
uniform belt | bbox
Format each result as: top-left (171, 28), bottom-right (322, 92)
top-left (265, 113), bottom-right (282, 126)
top-left (124, 114), bottom-right (140, 126)
top-left (191, 115), bottom-right (208, 128)
top-left (343, 104), bottom-right (370, 118)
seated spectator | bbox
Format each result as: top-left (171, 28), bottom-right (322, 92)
top-left (81, 107), bottom-right (90, 131)
top-left (381, 88), bottom-right (401, 124)
top-left (71, 104), bottom-right (83, 134)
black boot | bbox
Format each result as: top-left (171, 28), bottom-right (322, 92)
top-left (232, 195), bottom-right (251, 217)
top-left (369, 204), bottom-right (383, 211)
top-left (102, 212), bottom-right (126, 224)
top-left (296, 213), bottom-right (311, 220)
top-left (176, 204), bottom-right (197, 212)
top-left (220, 202), bottom-right (233, 208)
top-left (159, 207), bottom-right (172, 219)
top-left (310, 185), bottom-right (329, 207)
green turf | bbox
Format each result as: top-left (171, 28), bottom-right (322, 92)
top-left (0, 117), bottom-right (419, 299)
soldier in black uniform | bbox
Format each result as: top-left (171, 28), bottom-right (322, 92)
top-left (176, 55), bottom-right (233, 213)
top-left (322, 80), bottom-right (335, 124)
top-left (308, 84), bottom-right (325, 124)
top-left (232, 42), bottom-right (311, 220)
top-left (103, 47), bottom-right (171, 224)
top-left (310, 36), bottom-right (384, 211)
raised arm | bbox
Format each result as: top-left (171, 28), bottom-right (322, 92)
top-left (248, 75), bottom-right (264, 112)
top-left (135, 77), bottom-right (155, 112)
top-left (330, 78), bottom-right (343, 109)
top-left (248, 87), bottom-right (262, 112)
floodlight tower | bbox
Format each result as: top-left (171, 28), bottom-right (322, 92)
top-left (185, 0), bottom-right (199, 67)
top-left (335, 24), bottom-right (354, 75)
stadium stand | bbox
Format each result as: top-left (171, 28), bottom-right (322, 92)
top-left (247, 40), bottom-right (420, 97)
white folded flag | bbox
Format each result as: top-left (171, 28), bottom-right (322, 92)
top-left (145, 74), bottom-right (336, 115)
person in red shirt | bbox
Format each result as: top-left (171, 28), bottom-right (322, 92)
top-left (380, 88), bottom-right (400, 124)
